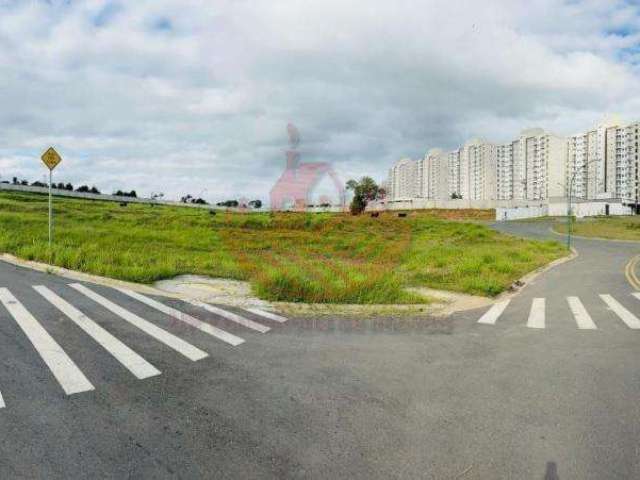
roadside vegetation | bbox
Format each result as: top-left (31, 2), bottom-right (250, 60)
top-left (0, 191), bottom-right (566, 303)
top-left (554, 216), bottom-right (640, 241)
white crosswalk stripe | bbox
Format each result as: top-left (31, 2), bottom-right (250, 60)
top-left (601, 294), bottom-right (640, 329)
top-left (567, 297), bottom-right (597, 330)
top-left (245, 308), bottom-right (288, 323)
top-left (69, 283), bottom-right (208, 361)
top-left (0, 288), bottom-right (94, 395)
top-left (527, 298), bottom-right (545, 329)
top-left (477, 300), bottom-right (510, 325)
top-left (34, 286), bottom-right (161, 379)
top-left (188, 300), bottom-right (271, 333)
top-left (114, 288), bottom-right (245, 347)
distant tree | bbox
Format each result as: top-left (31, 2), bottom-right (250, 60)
top-left (12, 177), bottom-right (17, 185)
top-left (89, 186), bottom-right (101, 194)
top-left (31, 181), bottom-right (47, 188)
top-left (450, 192), bottom-right (462, 200)
top-left (65, 183), bottom-right (73, 191)
top-left (76, 185), bottom-right (90, 193)
top-left (114, 190), bottom-right (136, 198)
top-left (180, 194), bottom-right (207, 205)
top-left (20, 180), bottom-right (28, 186)
top-left (57, 182), bottom-right (65, 189)
top-left (216, 200), bottom-right (239, 207)
top-left (346, 177), bottom-right (381, 215)
top-left (248, 199), bottom-right (262, 209)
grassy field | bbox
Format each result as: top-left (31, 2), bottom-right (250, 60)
top-left (0, 191), bottom-right (566, 303)
top-left (554, 216), bottom-right (640, 241)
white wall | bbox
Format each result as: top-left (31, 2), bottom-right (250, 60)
top-left (496, 205), bottom-right (548, 221)
top-left (547, 200), bottom-right (633, 218)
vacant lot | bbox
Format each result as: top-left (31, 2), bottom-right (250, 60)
top-left (554, 216), bottom-right (640, 241)
top-left (0, 191), bottom-right (566, 303)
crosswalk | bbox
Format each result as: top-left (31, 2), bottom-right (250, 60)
top-left (476, 293), bottom-right (640, 330)
top-left (0, 283), bottom-right (287, 409)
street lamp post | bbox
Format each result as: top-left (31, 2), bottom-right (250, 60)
top-left (565, 158), bottom-right (599, 250)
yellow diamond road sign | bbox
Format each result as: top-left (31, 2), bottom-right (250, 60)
top-left (41, 147), bottom-right (62, 171)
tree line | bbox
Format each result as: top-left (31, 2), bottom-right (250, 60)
top-left (3, 177), bottom-right (137, 197)
top-left (2, 176), bottom-right (267, 208)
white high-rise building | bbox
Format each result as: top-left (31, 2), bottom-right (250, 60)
top-left (385, 116), bottom-right (638, 209)
top-left (496, 129), bottom-right (567, 201)
top-left (460, 138), bottom-right (497, 201)
top-left (496, 143), bottom-right (514, 200)
top-left (447, 149), bottom-right (461, 199)
top-left (567, 118), bottom-right (620, 200)
top-left (423, 149), bottom-right (448, 200)
top-left (611, 121), bottom-right (640, 205)
top-left (388, 158), bottom-right (419, 200)
top-left (416, 155), bottom-right (429, 198)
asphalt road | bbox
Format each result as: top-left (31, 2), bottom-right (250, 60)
top-left (0, 220), bottom-right (639, 479)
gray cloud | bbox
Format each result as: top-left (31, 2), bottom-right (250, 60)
top-left (1, 0), bottom-right (640, 203)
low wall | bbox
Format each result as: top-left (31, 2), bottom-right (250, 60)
top-left (375, 198), bottom-right (534, 211)
top-left (547, 200), bottom-right (633, 218)
top-left (496, 205), bottom-right (548, 221)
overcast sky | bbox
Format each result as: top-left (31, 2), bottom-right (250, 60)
top-left (1, 0), bottom-right (639, 203)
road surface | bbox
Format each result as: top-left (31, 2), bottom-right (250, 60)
top-left (0, 220), bottom-right (638, 479)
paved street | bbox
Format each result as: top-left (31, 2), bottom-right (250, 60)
top-left (0, 220), bottom-right (639, 479)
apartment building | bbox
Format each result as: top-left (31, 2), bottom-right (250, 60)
top-left (522, 129), bottom-right (566, 200)
top-left (494, 129), bottom-right (566, 202)
top-left (461, 138), bottom-right (497, 201)
top-left (567, 120), bottom-right (618, 200)
top-left (447, 149), bottom-right (461, 198)
top-left (388, 157), bottom-right (418, 200)
top-left (424, 149), bottom-right (449, 200)
top-left (386, 117), bottom-right (638, 209)
top-left (415, 155), bottom-right (428, 198)
top-left (496, 143), bottom-right (514, 200)
top-left (614, 122), bottom-right (640, 204)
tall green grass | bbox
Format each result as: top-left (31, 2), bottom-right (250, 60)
top-left (0, 191), bottom-right (566, 303)
top-left (554, 216), bottom-right (640, 241)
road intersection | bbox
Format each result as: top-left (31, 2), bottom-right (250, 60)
top-left (0, 220), bottom-right (638, 478)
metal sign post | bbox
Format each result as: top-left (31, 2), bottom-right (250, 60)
top-left (41, 147), bottom-right (62, 248)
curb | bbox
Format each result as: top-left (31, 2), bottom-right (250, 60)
top-left (0, 253), bottom-right (186, 300)
top-left (494, 247), bottom-right (578, 302)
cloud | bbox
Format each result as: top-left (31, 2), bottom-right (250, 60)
top-left (0, 0), bottom-right (639, 203)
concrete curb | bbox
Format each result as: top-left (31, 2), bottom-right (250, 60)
top-left (494, 247), bottom-right (578, 302)
top-left (0, 253), bottom-right (186, 300)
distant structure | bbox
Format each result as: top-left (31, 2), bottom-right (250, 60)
top-left (270, 123), bottom-right (346, 211)
top-left (385, 116), bottom-right (640, 218)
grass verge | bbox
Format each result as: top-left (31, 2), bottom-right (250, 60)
top-left (553, 216), bottom-right (640, 241)
top-left (0, 191), bottom-right (566, 303)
